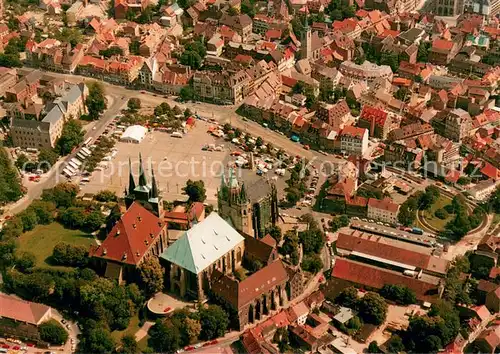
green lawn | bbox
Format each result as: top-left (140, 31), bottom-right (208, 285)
top-left (111, 313), bottom-right (141, 343)
top-left (17, 223), bottom-right (96, 269)
top-left (422, 195), bottom-right (454, 231)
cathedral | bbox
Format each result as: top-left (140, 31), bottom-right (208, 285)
top-left (217, 169), bottom-right (279, 238)
top-left (124, 154), bottom-right (163, 217)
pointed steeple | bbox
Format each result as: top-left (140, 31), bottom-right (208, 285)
top-left (150, 163), bottom-right (159, 199)
top-left (128, 157), bottom-right (136, 193)
top-left (221, 172), bottom-right (226, 188)
top-left (138, 153), bottom-right (147, 187)
top-left (239, 182), bottom-right (247, 202)
top-left (229, 168), bottom-right (239, 189)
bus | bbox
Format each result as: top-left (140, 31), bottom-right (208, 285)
top-left (83, 137), bottom-right (93, 146)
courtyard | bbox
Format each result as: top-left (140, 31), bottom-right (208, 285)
top-left (17, 223), bottom-right (96, 270)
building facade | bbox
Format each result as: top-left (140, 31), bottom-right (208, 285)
top-left (10, 82), bottom-right (87, 149)
top-left (367, 197), bottom-right (400, 224)
top-left (339, 126), bottom-right (369, 156)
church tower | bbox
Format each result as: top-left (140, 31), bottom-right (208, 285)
top-left (217, 169), bottom-right (253, 236)
top-left (301, 15), bottom-right (312, 60)
top-left (124, 154), bottom-right (163, 217)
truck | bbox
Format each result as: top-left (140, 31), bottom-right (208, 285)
top-left (411, 227), bottom-right (424, 235)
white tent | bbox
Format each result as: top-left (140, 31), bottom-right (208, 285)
top-left (120, 125), bottom-right (147, 143)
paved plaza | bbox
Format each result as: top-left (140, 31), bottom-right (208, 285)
top-left (80, 121), bottom-right (231, 204)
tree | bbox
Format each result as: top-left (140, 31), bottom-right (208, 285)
top-left (120, 334), bottom-right (139, 354)
top-left (38, 148), bottom-right (59, 171)
top-left (55, 120), bottom-right (85, 155)
top-left (86, 81), bottom-right (107, 120)
top-left (127, 98), bottom-right (141, 112)
top-left (380, 284), bottom-right (416, 305)
top-left (457, 176), bottom-right (471, 185)
top-left (286, 188), bottom-right (301, 205)
top-left (52, 242), bottom-right (88, 267)
top-left (183, 180), bottom-right (206, 202)
top-left (0, 148), bottom-right (24, 204)
top-left (129, 40), bottom-right (140, 55)
top-left (179, 86), bottom-right (195, 101)
top-left (280, 230), bottom-right (300, 265)
top-left (0, 54), bottom-right (22, 68)
top-left (79, 327), bottom-right (115, 354)
top-left (335, 287), bottom-right (359, 308)
top-left (15, 153), bottom-right (30, 170)
top-left (299, 229), bottom-right (324, 255)
top-left (84, 210), bottom-right (105, 232)
top-left (180, 51), bottom-right (203, 69)
top-left (358, 292), bottom-right (388, 325)
top-left (19, 208), bottom-right (39, 231)
top-left (184, 318), bottom-right (201, 343)
top-left (140, 257), bottom-right (164, 296)
top-left (15, 251), bottom-right (36, 272)
top-left (59, 207), bottom-right (86, 229)
top-left (386, 335), bottom-right (405, 353)
top-left (380, 51), bottom-right (400, 72)
top-left (368, 341), bottom-right (383, 353)
top-left (265, 225), bottom-right (282, 243)
top-left (39, 320), bottom-right (68, 345)
top-left (42, 183), bottom-right (79, 208)
top-left (417, 42), bottom-right (431, 62)
top-left (301, 254), bottom-right (323, 273)
top-left (148, 319), bottom-right (181, 353)
top-left (94, 190), bottom-right (118, 202)
top-left (199, 305), bottom-right (229, 340)
top-left (99, 46), bottom-right (124, 58)
top-left (154, 102), bottom-right (171, 116)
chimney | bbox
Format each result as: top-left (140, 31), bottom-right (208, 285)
top-left (122, 252), bottom-right (127, 260)
top-left (133, 223), bottom-right (137, 229)
top-left (103, 248), bottom-right (107, 255)
top-left (138, 216), bottom-right (142, 222)
top-left (150, 232), bottom-right (154, 238)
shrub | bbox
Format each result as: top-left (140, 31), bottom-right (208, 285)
top-left (39, 320), bottom-right (68, 345)
top-left (434, 208), bottom-right (449, 220)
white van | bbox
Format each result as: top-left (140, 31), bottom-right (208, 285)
top-left (171, 132), bottom-right (183, 138)
top-left (81, 177), bottom-right (90, 183)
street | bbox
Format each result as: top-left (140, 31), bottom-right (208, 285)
top-left (5, 92), bottom-right (127, 215)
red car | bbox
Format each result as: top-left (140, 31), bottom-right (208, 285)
top-left (202, 342), bottom-right (211, 347)
top-left (184, 346), bottom-right (195, 351)
top-left (2, 344), bottom-right (9, 349)
top-left (27, 343), bottom-right (34, 347)
top-left (210, 340), bottom-right (218, 345)
top-left (13, 345), bottom-right (20, 350)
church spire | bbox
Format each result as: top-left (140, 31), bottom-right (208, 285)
top-left (128, 157), bottom-right (136, 193)
top-left (138, 153), bottom-right (147, 187)
top-left (150, 163), bottom-right (159, 199)
top-left (239, 182), bottom-right (247, 202)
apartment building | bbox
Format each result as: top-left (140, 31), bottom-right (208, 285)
top-left (339, 61), bottom-right (393, 86)
top-left (469, 179), bottom-right (500, 202)
top-left (367, 197), bottom-right (400, 224)
top-left (339, 126), bottom-right (369, 156)
top-left (358, 105), bottom-right (390, 139)
top-left (219, 14), bottom-right (253, 42)
top-left (432, 108), bottom-right (472, 143)
top-left (10, 83), bottom-right (88, 149)
top-left (192, 70), bottom-right (250, 104)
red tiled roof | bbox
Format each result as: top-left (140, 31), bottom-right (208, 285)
top-left (332, 258), bottom-right (441, 302)
top-left (445, 169), bottom-right (461, 183)
top-left (340, 125), bottom-right (367, 139)
top-left (367, 197), bottom-right (399, 213)
top-left (360, 105), bottom-right (388, 128)
top-left (0, 294), bottom-right (51, 325)
top-left (481, 162), bottom-right (500, 181)
top-left (336, 232), bottom-right (448, 274)
top-left (432, 39), bottom-right (454, 51)
top-left (346, 196), bottom-right (368, 207)
top-left (89, 202), bottom-right (165, 265)
top-left (212, 260), bottom-right (289, 308)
